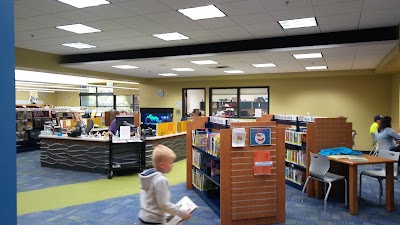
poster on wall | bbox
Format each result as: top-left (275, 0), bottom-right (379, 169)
top-left (249, 127), bottom-right (271, 146)
top-left (232, 128), bottom-right (246, 147)
top-left (253, 151), bottom-right (273, 175)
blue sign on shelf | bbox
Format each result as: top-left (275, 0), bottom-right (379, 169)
top-left (250, 127), bottom-right (271, 146)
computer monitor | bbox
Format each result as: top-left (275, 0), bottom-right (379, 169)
top-left (116, 115), bottom-right (135, 132)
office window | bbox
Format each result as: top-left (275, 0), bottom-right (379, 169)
top-left (80, 95), bottom-right (96, 106)
top-left (210, 86), bottom-right (269, 118)
top-left (116, 95), bottom-right (133, 112)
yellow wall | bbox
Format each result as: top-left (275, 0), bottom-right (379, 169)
top-left (392, 73), bottom-right (400, 130)
top-left (56, 92), bottom-right (80, 106)
top-left (15, 91), bottom-right (57, 106)
top-left (140, 73), bottom-right (395, 151)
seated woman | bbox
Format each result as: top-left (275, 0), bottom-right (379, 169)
top-left (72, 112), bottom-right (87, 135)
top-left (375, 116), bottom-right (400, 152)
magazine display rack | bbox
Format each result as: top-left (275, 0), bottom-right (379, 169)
top-left (186, 116), bottom-right (285, 225)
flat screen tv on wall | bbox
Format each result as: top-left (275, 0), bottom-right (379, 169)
top-left (140, 108), bottom-right (173, 128)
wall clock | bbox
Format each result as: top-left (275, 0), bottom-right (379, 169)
top-left (157, 89), bottom-right (164, 97)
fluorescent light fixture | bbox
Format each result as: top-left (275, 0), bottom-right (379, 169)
top-left (178, 5), bottom-right (226, 20)
top-left (16, 83), bottom-right (88, 90)
top-left (190, 60), bottom-right (218, 65)
top-left (57, 24), bottom-right (101, 34)
top-left (293, 53), bottom-right (323, 59)
top-left (15, 87), bottom-right (84, 92)
top-left (224, 70), bottom-right (244, 74)
top-left (17, 89), bottom-right (55, 93)
top-left (112, 65), bottom-right (139, 69)
top-left (172, 68), bottom-right (195, 71)
top-left (305, 66), bottom-right (327, 70)
top-left (153, 32), bottom-right (189, 41)
top-left (278, 17), bottom-right (317, 29)
top-left (252, 63), bottom-right (276, 68)
top-left (158, 73), bottom-right (178, 76)
top-left (57, 0), bottom-right (110, 9)
top-left (62, 42), bottom-right (96, 49)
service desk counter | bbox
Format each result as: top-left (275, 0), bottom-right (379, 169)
top-left (39, 132), bottom-right (186, 173)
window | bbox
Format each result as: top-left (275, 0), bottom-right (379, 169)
top-left (80, 87), bottom-right (137, 112)
top-left (209, 86), bottom-right (269, 118)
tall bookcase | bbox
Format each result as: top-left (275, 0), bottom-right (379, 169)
top-left (186, 117), bottom-right (286, 225)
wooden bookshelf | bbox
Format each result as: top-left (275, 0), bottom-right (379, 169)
top-left (186, 117), bottom-right (285, 224)
top-left (305, 117), bottom-right (352, 198)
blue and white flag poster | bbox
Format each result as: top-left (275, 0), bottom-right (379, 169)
top-left (250, 127), bottom-right (271, 146)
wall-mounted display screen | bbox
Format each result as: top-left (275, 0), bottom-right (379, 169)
top-left (140, 108), bottom-right (173, 125)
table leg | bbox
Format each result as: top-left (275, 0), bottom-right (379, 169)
top-left (385, 162), bottom-right (394, 211)
top-left (349, 165), bottom-right (358, 215)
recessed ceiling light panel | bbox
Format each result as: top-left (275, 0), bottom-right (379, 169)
top-left (158, 73), bottom-right (178, 76)
top-left (56, 24), bottom-right (101, 34)
top-left (112, 65), bottom-right (139, 69)
top-left (293, 53), bottom-right (323, 59)
top-left (252, 63), bottom-right (276, 68)
top-left (58, 0), bottom-right (110, 8)
top-left (62, 42), bottom-right (96, 49)
top-left (224, 70), bottom-right (245, 74)
top-left (278, 17), bottom-right (317, 29)
top-left (190, 60), bottom-right (218, 65)
top-left (153, 32), bottom-right (189, 41)
top-left (305, 66), bottom-right (327, 70)
top-left (178, 5), bottom-right (226, 20)
top-left (172, 68), bottom-right (195, 71)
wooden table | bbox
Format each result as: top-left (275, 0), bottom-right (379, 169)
top-left (328, 154), bottom-right (397, 215)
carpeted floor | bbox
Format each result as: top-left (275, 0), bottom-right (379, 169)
top-left (17, 151), bottom-right (400, 225)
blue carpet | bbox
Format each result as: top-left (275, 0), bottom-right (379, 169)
top-left (17, 151), bottom-right (400, 224)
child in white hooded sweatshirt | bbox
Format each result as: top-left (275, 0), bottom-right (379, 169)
top-left (138, 145), bottom-right (191, 225)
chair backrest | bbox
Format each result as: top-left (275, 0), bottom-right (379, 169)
top-left (371, 133), bottom-right (377, 145)
top-left (86, 119), bottom-right (94, 134)
top-left (377, 150), bottom-right (400, 178)
top-left (309, 152), bottom-right (330, 177)
top-left (376, 138), bottom-right (389, 151)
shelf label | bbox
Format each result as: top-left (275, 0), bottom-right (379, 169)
top-left (274, 114), bottom-right (297, 121)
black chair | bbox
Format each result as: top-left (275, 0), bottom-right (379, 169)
top-left (86, 119), bottom-right (94, 134)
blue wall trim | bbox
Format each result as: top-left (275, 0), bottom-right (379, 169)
top-left (0, 0), bottom-right (16, 224)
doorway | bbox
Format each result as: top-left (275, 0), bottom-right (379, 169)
top-left (182, 88), bottom-right (206, 119)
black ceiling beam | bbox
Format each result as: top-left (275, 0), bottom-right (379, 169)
top-left (61, 26), bottom-right (399, 64)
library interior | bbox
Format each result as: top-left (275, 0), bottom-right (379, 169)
top-left (2, 0), bottom-right (400, 224)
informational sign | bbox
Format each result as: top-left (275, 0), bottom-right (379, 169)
top-left (249, 127), bottom-right (271, 146)
top-left (253, 151), bottom-right (273, 175)
top-left (120, 126), bottom-right (131, 139)
top-left (232, 128), bottom-right (246, 147)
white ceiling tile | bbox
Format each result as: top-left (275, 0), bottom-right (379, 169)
top-left (144, 10), bottom-right (192, 25)
top-left (82, 4), bottom-right (137, 19)
top-left (25, 14), bottom-right (75, 27)
top-left (116, 0), bottom-right (171, 15)
top-left (230, 12), bottom-right (275, 26)
top-left (313, 0), bottom-right (362, 17)
top-left (268, 6), bottom-right (316, 21)
top-left (195, 17), bottom-right (238, 29)
top-left (84, 20), bottom-right (128, 32)
top-left (14, 19), bottom-right (48, 31)
top-left (318, 13), bottom-right (360, 32)
top-left (359, 11), bottom-right (400, 29)
top-left (362, 0), bottom-right (400, 11)
top-left (15, 28), bottom-right (73, 42)
top-left (14, 3), bottom-right (46, 19)
top-left (16, 0), bottom-right (74, 13)
top-left (210, 26), bottom-right (254, 41)
top-left (243, 22), bottom-right (286, 38)
top-left (283, 26), bottom-right (320, 36)
top-left (53, 10), bottom-right (104, 23)
top-left (164, 21), bottom-right (206, 32)
top-left (158, 0), bottom-right (211, 10)
top-left (295, 58), bottom-right (327, 67)
top-left (260, 0), bottom-right (313, 10)
top-left (217, 0), bottom-right (268, 16)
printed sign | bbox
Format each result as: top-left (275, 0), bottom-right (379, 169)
top-left (249, 127), bottom-right (271, 146)
top-left (253, 151), bottom-right (272, 175)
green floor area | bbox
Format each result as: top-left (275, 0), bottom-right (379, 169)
top-left (17, 159), bottom-right (187, 215)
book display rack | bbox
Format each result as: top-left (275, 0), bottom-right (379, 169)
top-left (186, 116), bottom-right (285, 225)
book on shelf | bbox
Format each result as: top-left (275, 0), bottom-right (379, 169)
top-left (165, 196), bottom-right (198, 225)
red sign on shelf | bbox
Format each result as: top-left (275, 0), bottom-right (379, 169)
top-left (253, 151), bottom-right (273, 175)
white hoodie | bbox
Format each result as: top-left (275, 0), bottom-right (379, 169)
top-left (139, 168), bottom-right (187, 224)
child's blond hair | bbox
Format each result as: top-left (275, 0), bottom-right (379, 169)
top-left (152, 145), bottom-right (176, 167)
